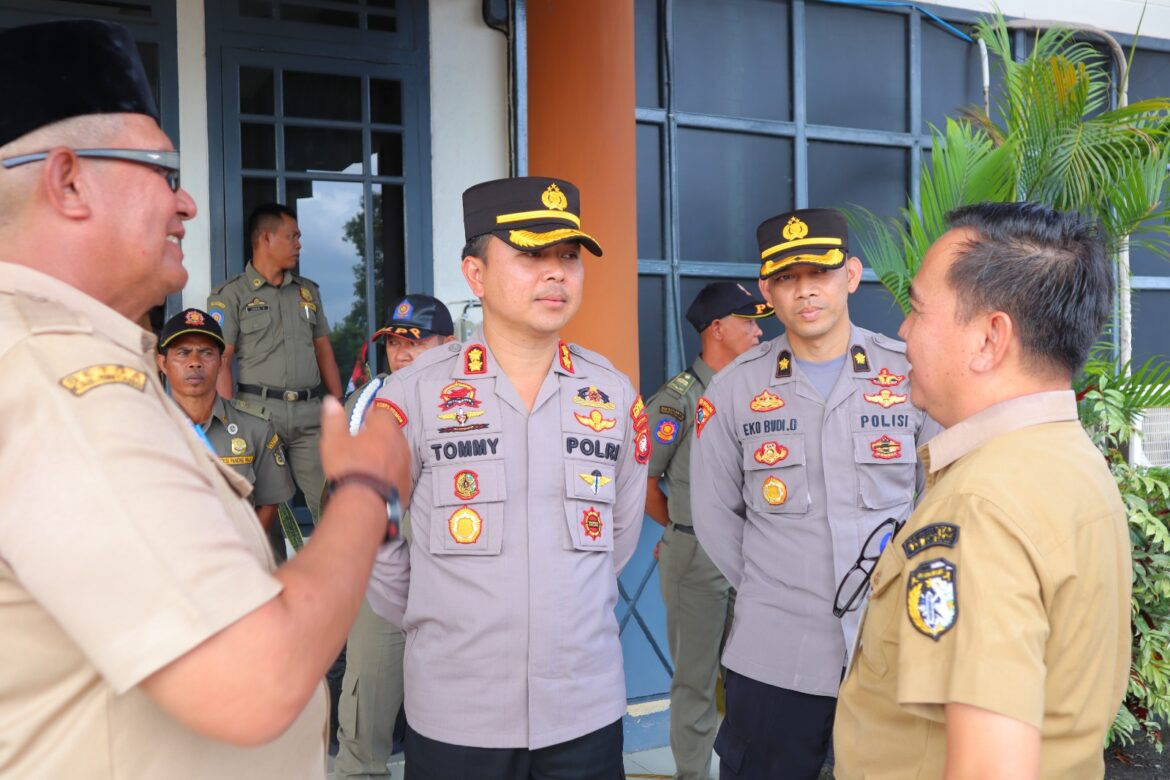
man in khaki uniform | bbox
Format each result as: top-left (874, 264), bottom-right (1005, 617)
top-left (834, 202), bottom-right (1130, 779)
top-left (156, 307), bottom-right (296, 562)
top-left (336, 294), bottom-right (454, 779)
top-left (365, 177), bottom-right (649, 779)
top-left (0, 20), bottom-right (410, 778)
top-left (645, 282), bottom-right (770, 780)
top-left (209, 202), bottom-right (343, 520)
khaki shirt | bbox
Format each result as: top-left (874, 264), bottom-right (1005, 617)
top-left (365, 335), bottom-right (649, 749)
top-left (203, 396), bottom-right (295, 507)
top-left (690, 326), bottom-right (937, 696)
top-left (0, 263), bottom-right (327, 778)
top-left (645, 357), bottom-right (714, 527)
top-left (834, 391), bottom-right (1131, 779)
top-left (208, 263), bottom-right (329, 389)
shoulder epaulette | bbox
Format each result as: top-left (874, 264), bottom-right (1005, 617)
top-left (871, 331), bottom-right (908, 355)
top-left (15, 292), bottom-right (91, 335)
top-left (231, 397), bottom-right (271, 420)
top-left (665, 371), bottom-right (696, 399)
top-left (566, 342), bottom-right (620, 374)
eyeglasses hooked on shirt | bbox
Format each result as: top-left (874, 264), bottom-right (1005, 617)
top-left (1, 147), bottom-right (181, 192)
top-left (833, 516), bottom-right (905, 618)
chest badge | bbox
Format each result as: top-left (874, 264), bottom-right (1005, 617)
top-left (454, 469), bottom-right (480, 501)
top-left (245, 296), bottom-right (267, 310)
top-left (574, 386), bottom-right (616, 410)
top-left (579, 469), bottom-right (613, 495)
top-left (749, 389), bottom-right (785, 412)
top-left (863, 389), bottom-right (907, 408)
top-left (870, 435), bottom-right (903, 459)
top-left (230, 437), bottom-right (247, 455)
top-left (906, 558), bottom-right (957, 640)
top-left (695, 397), bottom-right (716, 438)
top-left (227, 422), bottom-right (239, 435)
top-left (871, 368), bottom-right (905, 387)
top-left (761, 476), bottom-right (788, 506)
top-left (448, 507), bottom-right (483, 544)
top-left (575, 409), bottom-right (616, 432)
top-left (580, 507), bottom-right (604, 541)
top-left (753, 441), bottom-right (789, 465)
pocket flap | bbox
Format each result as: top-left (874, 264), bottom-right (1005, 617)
top-left (852, 432), bottom-right (918, 464)
top-left (563, 460), bottom-right (618, 504)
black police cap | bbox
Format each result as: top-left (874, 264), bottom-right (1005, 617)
top-left (756, 208), bottom-right (849, 280)
top-left (159, 308), bottom-right (226, 352)
top-left (374, 294), bottom-right (454, 342)
top-left (462, 176), bottom-right (604, 257)
top-left (0, 20), bottom-right (159, 148)
top-left (685, 282), bottom-right (773, 333)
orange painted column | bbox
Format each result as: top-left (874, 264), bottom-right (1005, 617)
top-left (526, 0), bottom-right (640, 386)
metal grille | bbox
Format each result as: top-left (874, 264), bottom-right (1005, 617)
top-left (1140, 407), bottom-right (1170, 466)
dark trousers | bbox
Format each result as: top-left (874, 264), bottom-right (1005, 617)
top-left (404, 719), bottom-right (624, 780)
top-left (715, 669), bottom-right (835, 780)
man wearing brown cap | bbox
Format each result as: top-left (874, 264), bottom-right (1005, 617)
top-left (690, 209), bottom-right (938, 778)
top-left (644, 282), bottom-right (771, 780)
top-left (0, 19), bottom-right (409, 778)
top-left (364, 177), bottom-right (648, 778)
top-left (335, 293), bottom-right (454, 779)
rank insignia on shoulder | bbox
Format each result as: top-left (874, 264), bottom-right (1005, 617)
top-left (907, 558), bottom-right (957, 640)
top-left (753, 441), bottom-right (788, 465)
top-left (666, 372), bottom-right (695, 397)
top-left (871, 367), bottom-right (905, 387)
top-left (634, 427), bottom-right (651, 464)
top-left (870, 435), bottom-right (902, 459)
top-left (558, 340), bottom-right (575, 374)
top-left (775, 350), bottom-right (792, 379)
top-left (655, 418), bottom-right (678, 444)
top-left (373, 397), bottom-right (408, 426)
top-left (761, 475), bottom-right (788, 506)
top-left (60, 364), bottom-right (147, 396)
top-left (863, 389), bottom-right (907, 409)
top-left (658, 405), bottom-right (685, 422)
top-left (574, 386), bottom-right (615, 410)
top-left (575, 410), bottom-right (617, 432)
top-left (448, 507), bottom-right (483, 544)
top-left (851, 345), bottom-right (870, 372)
top-left (695, 397), bottom-right (715, 438)
top-left (579, 469), bottom-right (613, 494)
top-left (230, 437), bottom-right (247, 455)
top-left (454, 469), bottom-right (480, 501)
top-left (750, 389), bottom-right (785, 412)
top-left (902, 523), bottom-right (959, 559)
top-left (580, 506), bottom-right (604, 540)
top-left (464, 344), bottom-right (487, 374)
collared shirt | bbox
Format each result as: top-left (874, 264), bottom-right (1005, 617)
top-left (0, 262), bottom-right (327, 778)
top-left (645, 357), bottom-right (715, 527)
top-left (834, 391), bottom-right (1131, 779)
top-left (690, 326), bottom-right (938, 696)
top-left (202, 395), bottom-right (295, 507)
top-left (208, 262), bottom-right (329, 389)
top-left (365, 334), bottom-right (648, 749)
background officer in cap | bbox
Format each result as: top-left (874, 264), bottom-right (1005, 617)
top-left (645, 282), bottom-right (770, 780)
top-left (365, 177), bottom-right (648, 779)
top-left (691, 208), bottom-right (938, 779)
top-left (0, 19), bottom-right (410, 778)
top-left (209, 202), bottom-right (343, 522)
top-left (335, 293), bottom-right (455, 779)
top-left (157, 308), bottom-right (296, 563)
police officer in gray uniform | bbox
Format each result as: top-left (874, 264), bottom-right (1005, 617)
top-left (646, 283), bottom-right (771, 780)
top-left (691, 209), bottom-right (938, 779)
top-left (364, 177), bottom-right (649, 779)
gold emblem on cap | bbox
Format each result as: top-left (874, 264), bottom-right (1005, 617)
top-left (781, 216), bottom-right (809, 242)
top-left (541, 183), bottom-right (568, 211)
top-left (231, 437), bottom-right (247, 455)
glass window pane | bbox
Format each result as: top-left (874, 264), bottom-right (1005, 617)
top-left (135, 43), bottom-right (161, 113)
top-left (1130, 48), bottom-right (1170, 103)
top-left (373, 132), bottom-right (403, 177)
top-left (368, 14), bottom-right (397, 33)
top-left (807, 142), bottom-right (907, 219)
top-left (241, 123), bottom-right (276, 169)
top-left (240, 67), bottom-right (275, 115)
top-left (285, 126), bottom-right (363, 173)
top-left (1131, 183), bottom-right (1170, 276)
top-left (241, 177), bottom-right (277, 258)
top-left (677, 129), bottom-right (793, 262)
top-left (284, 71), bottom-right (362, 121)
top-left (806, 4), bottom-right (906, 132)
top-left (921, 21), bottom-right (983, 133)
top-left (849, 281), bottom-right (906, 338)
top-left (678, 275), bottom-right (782, 364)
top-left (637, 275), bottom-right (666, 393)
top-left (239, 0), bottom-right (273, 18)
top-left (675, 0), bottom-right (790, 121)
top-left (282, 4), bottom-right (360, 28)
top-left (372, 79), bottom-right (403, 125)
top-left (370, 0), bottom-right (396, 7)
top-left (637, 123), bottom-right (664, 259)
top-left (1133, 290), bottom-right (1170, 367)
top-left (635, 0), bottom-right (660, 109)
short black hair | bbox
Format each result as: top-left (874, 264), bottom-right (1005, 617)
top-left (248, 202), bottom-right (297, 249)
top-left (945, 202), bottom-right (1112, 377)
top-left (461, 234), bottom-right (490, 261)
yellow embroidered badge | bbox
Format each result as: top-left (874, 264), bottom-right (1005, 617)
top-left (60, 365), bottom-right (147, 396)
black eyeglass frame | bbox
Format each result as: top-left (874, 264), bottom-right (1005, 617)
top-left (1, 148), bottom-right (181, 192)
top-left (832, 516), bottom-right (904, 618)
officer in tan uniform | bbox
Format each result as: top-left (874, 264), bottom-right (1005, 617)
top-left (365, 177), bottom-right (649, 779)
top-left (645, 282), bottom-right (770, 780)
top-left (834, 202), bottom-right (1130, 779)
top-left (336, 294), bottom-right (454, 779)
top-left (156, 307), bottom-right (296, 562)
top-left (0, 19), bottom-right (410, 778)
top-left (209, 202), bottom-right (343, 520)
top-left (690, 208), bottom-right (937, 779)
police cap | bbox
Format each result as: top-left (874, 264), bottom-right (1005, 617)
top-left (757, 208), bottom-right (848, 280)
top-left (685, 282), bottom-right (773, 333)
top-left (373, 294), bottom-right (454, 342)
top-left (159, 308), bottom-right (226, 352)
top-left (462, 176), bottom-right (604, 257)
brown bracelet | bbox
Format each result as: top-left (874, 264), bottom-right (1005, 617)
top-left (323, 473), bottom-right (401, 541)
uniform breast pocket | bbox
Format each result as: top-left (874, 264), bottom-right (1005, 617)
top-left (562, 459), bottom-right (617, 552)
top-left (852, 432), bottom-right (917, 510)
top-left (857, 551), bottom-right (906, 678)
top-left (428, 460), bottom-right (507, 555)
top-left (239, 310), bottom-right (275, 348)
top-left (741, 434), bottom-right (810, 515)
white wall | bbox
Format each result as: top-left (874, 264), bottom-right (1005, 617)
top-left (942, 0), bottom-right (1170, 39)
top-left (175, 0), bottom-right (212, 309)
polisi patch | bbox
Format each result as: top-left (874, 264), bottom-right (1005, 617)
top-left (906, 558), bottom-right (957, 640)
top-left (902, 523), bottom-right (959, 559)
top-left (448, 507), bottom-right (483, 544)
top-left (749, 389), bottom-right (785, 412)
top-left (695, 397), bottom-right (715, 438)
top-left (60, 365), bottom-right (147, 396)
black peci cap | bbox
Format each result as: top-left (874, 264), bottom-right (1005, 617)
top-left (159, 308), bottom-right (226, 352)
top-left (756, 208), bottom-right (849, 280)
top-left (0, 20), bottom-right (159, 148)
top-left (374, 294), bottom-right (454, 342)
top-left (462, 176), bottom-right (603, 257)
top-left (685, 282), bottom-right (773, 333)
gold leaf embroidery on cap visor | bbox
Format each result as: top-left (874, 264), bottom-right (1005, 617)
top-left (759, 248), bottom-right (845, 278)
top-left (506, 227), bottom-right (600, 250)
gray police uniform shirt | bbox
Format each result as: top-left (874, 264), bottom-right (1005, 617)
top-left (690, 325), bottom-right (938, 697)
top-left (202, 396), bottom-right (295, 507)
top-left (645, 358), bottom-right (714, 527)
top-left (364, 335), bottom-right (649, 749)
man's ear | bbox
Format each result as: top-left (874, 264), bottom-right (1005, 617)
top-left (442, 335), bottom-right (456, 344)
top-left (757, 277), bottom-right (774, 307)
top-left (970, 310), bottom-right (1014, 373)
top-left (42, 147), bottom-right (91, 219)
top-left (462, 255), bottom-right (486, 298)
top-left (154, 351), bottom-right (167, 374)
top-left (845, 256), bottom-right (863, 293)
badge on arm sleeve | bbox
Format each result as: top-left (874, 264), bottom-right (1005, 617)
top-left (907, 558), bottom-right (957, 640)
top-left (373, 397), bottom-right (408, 426)
top-left (695, 397), bottom-right (715, 438)
top-left (60, 365), bottom-right (147, 395)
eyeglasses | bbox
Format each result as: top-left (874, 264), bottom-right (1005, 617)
top-left (833, 517), bottom-right (904, 618)
top-left (1, 148), bottom-right (181, 192)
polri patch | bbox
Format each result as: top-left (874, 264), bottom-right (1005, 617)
top-left (695, 397), bottom-right (715, 438)
top-left (906, 558), bottom-right (957, 640)
top-left (60, 365), bottom-right (147, 396)
top-left (902, 523), bottom-right (959, 559)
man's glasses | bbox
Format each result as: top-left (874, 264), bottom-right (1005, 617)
top-left (833, 517), bottom-right (904, 618)
top-left (1, 148), bottom-right (181, 192)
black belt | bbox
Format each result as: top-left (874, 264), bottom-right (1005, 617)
top-left (671, 522), bottom-right (696, 535)
top-left (237, 383), bottom-right (321, 402)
